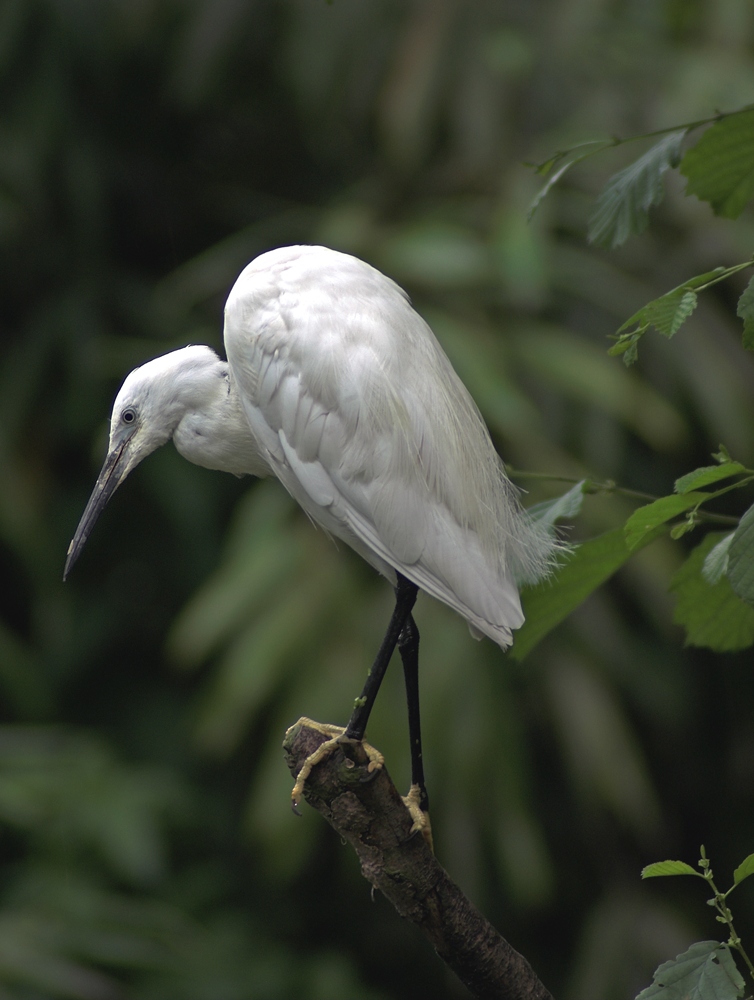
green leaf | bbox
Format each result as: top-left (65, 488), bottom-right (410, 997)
top-left (733, 852), bottom-right (754, 886)
top-left (670, 518), bottom-right (696, 540)
top-left (702, 533), bottom-right (734, 585)
top-left (728, 502), bottom-right (754, 606)
top-left (647, 289), bottom-right (698, 338)
top-left (675, 462), bottom-right (746, 494)
top-left (623, 337), bottom-right (639, 365)
top-left (528, 157), bottom-right (579, 219)
top-left (588, 131), bottom-right (686, 248)
top-left (617, 268), bottom-right (726, 339)
top-left (636, 941), bottom-right (744, 1000)
top-left (641, 860), bottom-right (702, 879)
top-left (736, 275), bottom-right (754, 352)
top-left (670, 533), bottom-right (754, 652)
top-left (526, 481), bottom-right (586, 527)
top-left (512, 527), bottom-right (657, 661)
top-left (624, 493), bottom-right (707, 550)
top-left (681, 107), bottom-right (754, 218)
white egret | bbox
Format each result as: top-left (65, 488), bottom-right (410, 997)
top-left (65, 245), bottom-right (557, 834)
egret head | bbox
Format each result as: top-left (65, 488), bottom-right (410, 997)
top-left (64, 346), bottom-right (222, 579)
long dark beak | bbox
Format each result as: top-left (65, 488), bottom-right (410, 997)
top-left (64, 437), bottom-right (133, 580)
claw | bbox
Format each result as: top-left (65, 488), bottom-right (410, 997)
top-left (287, 717), bottom-right (384, 810)
top-left (402, 783), bottom-right (434, 853)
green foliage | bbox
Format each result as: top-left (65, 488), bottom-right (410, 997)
top-left (641, 860), bottom-right (700, 878)
top-left (512, 525), bottom-right (661, 662)
top-left (612, 453), bottom-right (754, 650)
top-left (670, 534), bottom-right (754, 652)
top-left (680, 108), bottom-right (754, 219)
top-left (675, 463), bottom-right (747, 494)
top-left (608, 263), bottom-right (754, 364)
top-left (533, 108), bottom-right (754, 245)
top-left (588, 132), bottom-right (686, 249)
top-left (636, 942), bottom-right (744, 1000)
top-left (734, 854), bottom-right (754, 887)
top-left (702, 534), bottom-right (734, 585)
top-left (4, 2), bottom-right (754, 999)
top-left (736, 276), bottom-right (754, 352)
top-left (728, 503), bottom-right (754, 606)
top-left (624, 494), bottom-right (708, 550)
top-left (637, 849), bottom-right (754, 1000)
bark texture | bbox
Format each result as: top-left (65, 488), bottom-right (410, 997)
top-left (283, 719), bottom-right (555, 1000)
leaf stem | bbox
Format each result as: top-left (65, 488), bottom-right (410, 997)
top-left (699, 851), bottom-right (754, 983)
top-left (507, 469), bottom-right (742, 526)
top-left (530, 106), bottom-right (753, 176)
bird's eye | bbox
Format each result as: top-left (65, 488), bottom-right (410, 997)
top-left (121, 407), bottom-right (137, 425)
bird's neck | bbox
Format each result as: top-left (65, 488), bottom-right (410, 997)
top-left (172, 373), bottom-right (271, 479)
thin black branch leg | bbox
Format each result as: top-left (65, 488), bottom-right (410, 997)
top-left (344, 573), bottom-right (419, 741)
top-left (289, 574), bottom-right (419, 815)
top-left (399, 612), bottom-right (428, 811)
top-left (398, 611), bottom-right (433, 848)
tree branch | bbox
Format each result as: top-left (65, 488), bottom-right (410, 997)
top-left (283, 719), bottom-right (554, 1000)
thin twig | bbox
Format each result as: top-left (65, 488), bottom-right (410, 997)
top-left (506, 469), bottom-right (742, 527)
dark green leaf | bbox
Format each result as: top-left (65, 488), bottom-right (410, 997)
top-left (702, 534), bottom-right (734, 585)
top-left (641, 860), bottom-right (701, 878)
top-left (624, 493), bottom-right (707, 550)
top-left (736, 275), bottom-right (754, 351)
top-left (588, 131), bottom-right (686, 248)
top-left (733, 853), bottom-right (754, 886)
top-left (680, 108), bottom-right (754, 218)
top-left (670, 533), bottom-right (754, 652)
top-left (512, 528), bottom-right (657, 661)
top-left (636, 941), bottom-right (744, 1000)
top-left (675, 462), bottom-right (746, 494)
top-left (728, 502), bottom-right (754, 606)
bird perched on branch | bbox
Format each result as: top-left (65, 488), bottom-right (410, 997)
top-left (65, 245), bottom-right (558, 838)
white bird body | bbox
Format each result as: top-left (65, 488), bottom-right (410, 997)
top-left (66, 245), bottom-right (556, 649)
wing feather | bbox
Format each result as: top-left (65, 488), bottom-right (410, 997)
top-left (224, 245), bottom-right (555, 648)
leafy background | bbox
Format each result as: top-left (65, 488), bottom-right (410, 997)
top-left (2, 1), bottom-right (754, 998)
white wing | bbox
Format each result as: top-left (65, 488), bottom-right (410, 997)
top-left (224, 246), bottom-right (552, 649)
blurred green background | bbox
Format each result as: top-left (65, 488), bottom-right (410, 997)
top-left (2, 1), bottom-right (754, 997)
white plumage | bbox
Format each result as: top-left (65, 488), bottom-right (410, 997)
top-left (65, 245), bottom-right (556, 648)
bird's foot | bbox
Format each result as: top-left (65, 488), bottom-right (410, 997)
top-left (287, 717), bottom-right (384, 814)
top-left (402, 783), bottom-right (434, 853)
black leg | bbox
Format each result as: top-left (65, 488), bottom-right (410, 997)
top-left (344, 573), bottom-right (418, 742)
top-left (398, 611), bottom-right (429, 813)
